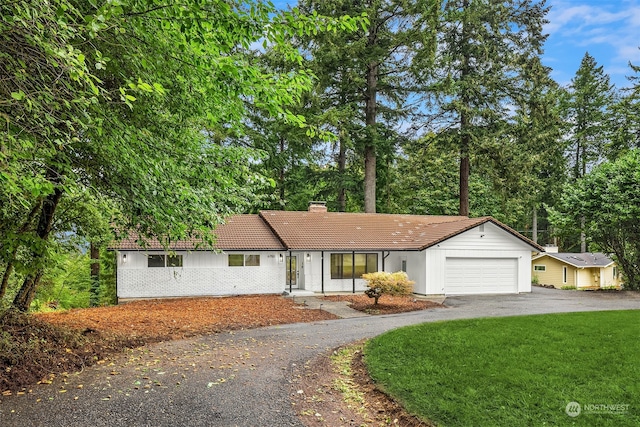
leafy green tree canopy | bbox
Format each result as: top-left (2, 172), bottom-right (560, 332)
top-left (549, 150), bottom-right (640, 290)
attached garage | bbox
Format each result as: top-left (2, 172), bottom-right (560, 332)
top-left (444, 257), bottom-right (518, 295)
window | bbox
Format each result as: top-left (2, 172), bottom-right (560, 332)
top-left (330, 253), bottom-right (378, 279)
top-left (148, 254), bottom-right (183, 268)
top-left (401, 259), bottom-right (407, 272)
top-left (245, 255), bottom-right (260, 266)
top-left (533, 265), bottom-right (546, 272)
top-left (167, 255), bottom-right (183, 267)
top-left (228, 254), bottom-right (260, 267)
top-left (613, 266), bottom-right (619, 279)
top-left (563, 266), bottom-right (568, 284)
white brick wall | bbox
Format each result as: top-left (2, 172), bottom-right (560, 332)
top-left (117, 251), bottom-right (284, 298)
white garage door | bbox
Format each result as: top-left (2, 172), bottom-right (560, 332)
top-left (445, 258), bottom-right (518, 295)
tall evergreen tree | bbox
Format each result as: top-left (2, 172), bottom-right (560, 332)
top-left (609, 61), bottom-right (640, 158)
top-left (420, 0), bottom-right (549, 216)
top-left (563, 52), bottom-right (615, 252)
top-left (564, 52), bottom-right (615, 181)
top-left (297, 0), bottom-right (438, 213)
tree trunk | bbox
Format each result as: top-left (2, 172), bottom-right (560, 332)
top-left (279, 137), bottom-right (286, 208)
top-left (337, 128), bottom-right (347, 212)
top-left (0, 201), bottom-right (43, 299)
top-left (580, 216), bottom-right (586, 253)
top-left (13, 187), bottom-right (63, 311)
top-left (532, 206), bottom-right (538, 244)
top-left (90, 243), bottom-right (100, 307)
top-left (458, 0), bottom-right (470, 217)
top-left (0, 263), bottom-right (15, 300)
top-left (364, 8), bottom-right (378, 214)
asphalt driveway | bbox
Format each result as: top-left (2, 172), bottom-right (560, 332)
top-left (2, 287), bottom-right (640, 426)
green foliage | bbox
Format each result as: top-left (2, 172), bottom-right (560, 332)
top-left (1, 0), bottom-right (366, 309)
top-left (549, 150), bottom-right (640, 290)
top-left (564, 52), bottom-right (615, 180)
top-left (32, 253), bottom-right (92, 312)
top-left (560, 285), bottom-right (576, 290)
top-left (362, 271), bottom-right (414, 305)
top-left (365, 311), bottom-right (640, 426)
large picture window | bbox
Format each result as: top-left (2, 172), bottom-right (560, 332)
top-left (148, 254), bottom-right (183, 268)
top-left (331, 253), bottom-right (377, 279)
top-left (228, 254), bottom-right (261, 267)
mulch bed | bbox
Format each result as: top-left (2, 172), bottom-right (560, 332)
top-left (324, 294), bottom-right (443, 315)
top-left (1, 295), bottom-right (336, 393)
top-left (35, 294), bottom-right (337, 341)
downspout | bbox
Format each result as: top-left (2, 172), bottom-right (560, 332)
top-left (115, 250), bottom-right (119, 305)
top-left (321, 251), bottom-right (324, 294)
top-left (289, 250), bottom-right (293, 293)
top-left (382, 251), bottom-right (390, 271)
top-left (352, 251), bottom-right (356, 293)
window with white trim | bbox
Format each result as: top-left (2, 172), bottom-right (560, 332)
top-left (148, 254), bottom-right (183, 268)
top-left (228, 254), bottom-right (261, 267)
top-left (533, 265), bottom-right (546, 272)
top-left (563, 266), bottom-right (568, 284)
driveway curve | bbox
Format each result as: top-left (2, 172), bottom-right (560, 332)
top-left (2, 287), bottom-right (640, 426)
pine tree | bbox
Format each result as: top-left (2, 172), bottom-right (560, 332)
top-left (296, 0), bottom-right (438, 212)
top-left (420, 0), bottom-right (550, 216)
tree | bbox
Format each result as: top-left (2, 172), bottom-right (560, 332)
top-left (508, 56), bottom-right (567, 244)
top-left (564, 52), bottom-right (615, 180)
top-left (562, 52), bottom-right (615, 251)
top-left (609, 61), bottom-right (640, 158)
top-left (549, 150), bottom-right (640, 290)
top-left (363, 271), bottom-right (414, 305)
top-left (297, 0), bottom-right (438, 213)
top-left (1, 0), bottom-right (363, 310)
top-left (421, 0), bottom-right (549, 216)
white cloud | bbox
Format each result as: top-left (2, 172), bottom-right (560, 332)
top-left (543, 0), bottom-right (640, 85)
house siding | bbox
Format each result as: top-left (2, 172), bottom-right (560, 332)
top-left (532, 256), bottom-right (622, 289)
top-left (532, 257), bottom-right (574, 288)
top-left (423, 223), bottom-right (533, 295)
top-left (117, 250), bottom-right (284, 298)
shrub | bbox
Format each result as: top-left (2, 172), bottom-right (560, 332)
top-left (560, 285), bottom-right (577, 290)
top-left (362, 271), bottom-right (414, 305)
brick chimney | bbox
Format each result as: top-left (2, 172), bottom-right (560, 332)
top-left (308, 201), bottom-right (327, 213)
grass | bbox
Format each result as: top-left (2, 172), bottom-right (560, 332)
top-left (364, 311), bottom-right (640, 426)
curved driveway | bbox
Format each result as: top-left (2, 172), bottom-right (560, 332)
top-left (3, 287), bottom-right (640, 426)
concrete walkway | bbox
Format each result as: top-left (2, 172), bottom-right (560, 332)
top-left (288, 294), bottom-right (368, 318)
top-left (3, 287), bottom-right (640, 427)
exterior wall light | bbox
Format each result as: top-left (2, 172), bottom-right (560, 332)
top-left (122, 253), bottom-right (128, 263)
top-left (306, 253), bottom-right (311, 262)
top-left (279, 253), bottom-right (284, 263)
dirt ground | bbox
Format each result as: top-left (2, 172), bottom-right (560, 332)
top-left (291, 342), bottom-right (434, 427)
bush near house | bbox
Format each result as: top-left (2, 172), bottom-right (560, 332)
top-left (363, 271), bottom-right (414, 305)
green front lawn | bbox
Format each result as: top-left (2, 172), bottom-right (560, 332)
top-left (365, 311), bottom-right (640, 426)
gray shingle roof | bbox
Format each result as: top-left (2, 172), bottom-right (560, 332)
top-left (540, 252), bottom-right (614, 268)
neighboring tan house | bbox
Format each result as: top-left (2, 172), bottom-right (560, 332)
top-left (111, 203), bottom-right (542, 300)
top-left (531, 250), bottom-right (622, 289)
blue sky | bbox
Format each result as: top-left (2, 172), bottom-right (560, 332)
top-left (544, 0), bottom-right (640, 89)
top-left (275, 0), bottom-right (639, 90)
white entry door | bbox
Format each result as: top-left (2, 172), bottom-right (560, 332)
top-left (445, 257), bottom-right (517, 295)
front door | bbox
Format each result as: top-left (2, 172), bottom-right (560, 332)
top-left (286, 256), bottom-right (298, 288)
